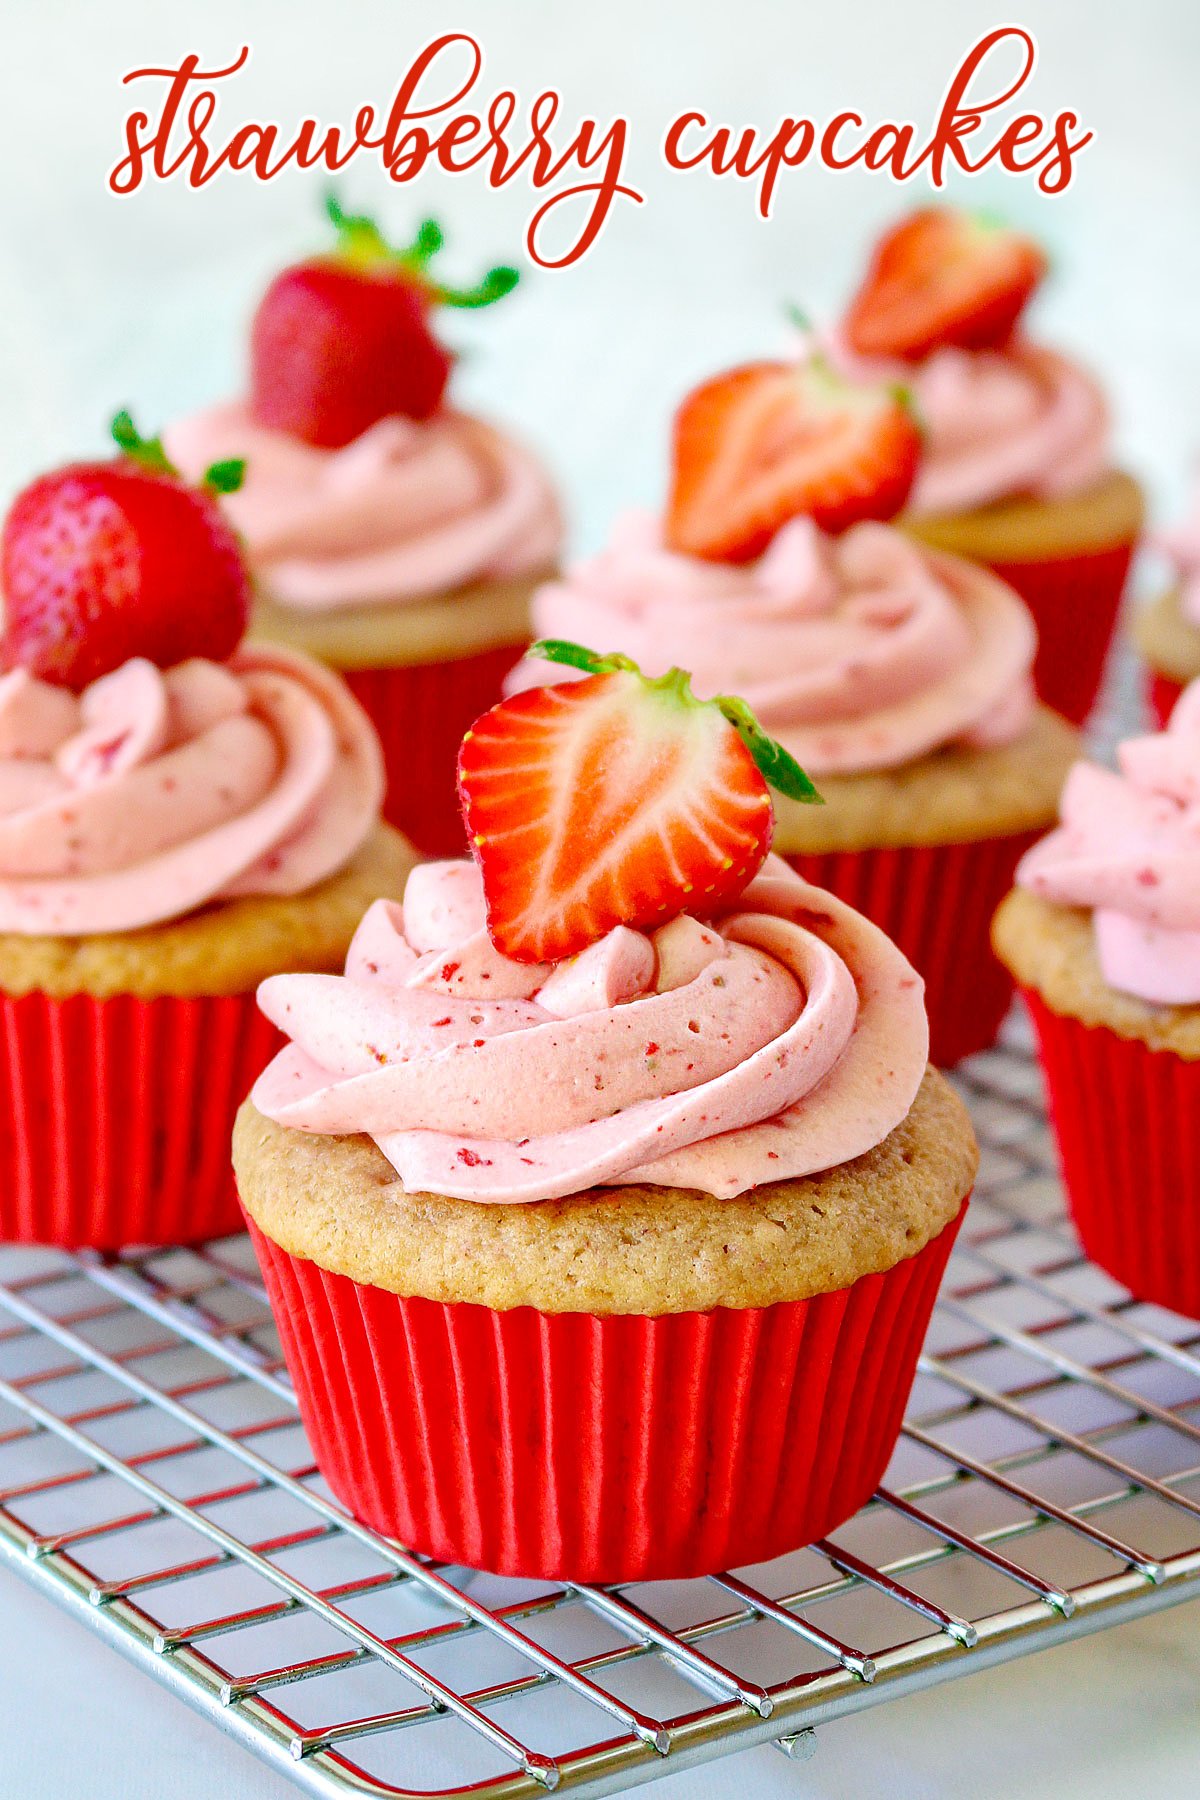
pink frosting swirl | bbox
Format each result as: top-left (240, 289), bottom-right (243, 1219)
top-left (251, 856), bottom-right (929, 1203)
top-left (163, 407), bottom-right (563, 609)
top-left (1017, 681), bottom-right (1200, 1004)
top-left (1159, 482), bottom-right (1200, 627)
top-left (834, 341), bottom-right (1110, 516)
top-left (0, 645), bottom-right (383, 935)
top-left (515, 514), bottom-right (1036, 775)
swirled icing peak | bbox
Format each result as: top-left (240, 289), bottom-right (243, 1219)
top-left (835, 340), bottom-right (1110, 516)
top-left (163, 407), bottom-right (563, 609)
top-left (251, 856), bottom-right (929, 1203)
top-left (0, 644), bottom-right (383, 935)
top-left (1017, 681), bottom-right (1200, 1004)
top-left (516, 513), bottom-right (1036, 775)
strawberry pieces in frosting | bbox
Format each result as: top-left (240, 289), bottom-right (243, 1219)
top-left (251, 856), bottom-right (929, 1202)
top-left (0, 646), bottom-right (382, 935)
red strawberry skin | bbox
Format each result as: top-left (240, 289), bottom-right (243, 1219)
top-left (459, 672), bottom-right (774, 963)
top-left (250, 260), bottom-right (452, 448)
top-left (1, 462), bottom-right (249, 689)
top-left (844, 208), bottom-right (1048, 362)
top-left (666, 361), bottom-right (920, 563)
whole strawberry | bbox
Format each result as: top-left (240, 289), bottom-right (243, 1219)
top-left (250, 197), bottom-right (519, 449)
top-left (0, 413), bottom-right (249, 689)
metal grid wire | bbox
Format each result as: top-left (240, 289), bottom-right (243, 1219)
top-left (2, 1008), bottom-right (1200, 1797)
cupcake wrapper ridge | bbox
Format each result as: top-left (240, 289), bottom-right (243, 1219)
top-left (783, 834), bottom-right (1041, 1066)
top-left (345, 644), bottom-right (525, 858)
top-left (0, 990), bottom-right (281, 1248)
top-left (1146, 669), bottom-right (1185, 730)
top-left (246, 1201), bottom-right (966, 1584)
top-left (984, 539), bottom-right (1135, 726)
top-left (1024, 990), bottom-right (1200, 1319)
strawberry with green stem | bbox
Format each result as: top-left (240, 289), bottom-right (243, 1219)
top-left (250, 194), bottom-right (520, 448)
top-left (458, 640), bottom-right (820, 964)
top-left (0, 413), bottom-right (250, 689)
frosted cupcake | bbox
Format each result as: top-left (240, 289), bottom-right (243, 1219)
top-left (235, 658), bottom-right (977, 1581)
top-left (165, 201), bottom-right (563, 856)
top-left (1134, 484), bottom-right (1200, 725)
top-left (0, 418), bottom-right (413, 1246)
top-left (518, 512), bottom-right (1079, 1064)
top-left (993, 683), bottom-right (1200, 1316)
top-left (840, 207), bottom-right (1144, 724)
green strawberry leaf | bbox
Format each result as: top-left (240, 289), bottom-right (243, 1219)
top-left (110, 410), bottom-right (176, 476)
top-left (529, 638), bottom-right (638, 676)
top-left (203, 457), bottom-right (247, 496)
top-left (527, 640), bottom-right (822, 805)
top-left (407, 217), bottom-right (445, 266)
top-left (715, 695), bottom-right (823, 804)
top-left (326, 190), bottom-right (517, 307)
top-left (430, 264), bottom-right (520, 309)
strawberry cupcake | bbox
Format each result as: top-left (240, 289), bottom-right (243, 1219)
top-left (1134, 485), bottom-right (1200, 725)
top-left (235, 660), bottom-right (977, 1581)
top-left (0, 417), bottom-right (413, 1248)
top-left (839, 207), bottom-right (1144, 725)
top-left (993, 685), bottom-right (1200, 1316)
top-left (515, 359), bottom-right (1080, 1065)
top-left (165, 200), bottom-right (563, 857)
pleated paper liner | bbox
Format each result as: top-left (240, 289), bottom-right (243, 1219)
top-left (247, 1200), bottom-right (966, 1584)
top-left (982, 538), bottom-right (1135, 726)
top-left (344, 642), bottom-right (523, 858)
top-left (1024, 990), bottom-right (1200, 1319)
top-left (1146, 669), bottom-right (1185, 729)
top-left (0, 990), bottom-right (281, 1249)
top-left (782, 833), bottom-right (1041, 1066)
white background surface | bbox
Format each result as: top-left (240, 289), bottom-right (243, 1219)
top-left (1, 2), bottom-right (1199, 1795)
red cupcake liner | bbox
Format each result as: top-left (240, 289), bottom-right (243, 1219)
top-left (1146, 669), bottom-right (1185, 729)
top-left (1023, 991), bottom-right (1200, 1318)
top-left (344, 643), bottom-right (523, 857)
top-left (246, 1201), bottom-right (965, 1583)
top-left (783, 833), bottom-right (1041, 1066)
top-left (0, 990), bottom-right (281, 1249)
top-left (983, 539), bottom-right (1135, 726)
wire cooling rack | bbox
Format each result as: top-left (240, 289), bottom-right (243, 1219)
top-left (2, 1006), bottom-right (1200, 1798)
top-left (0, 636), bottom-right (1192, 1799)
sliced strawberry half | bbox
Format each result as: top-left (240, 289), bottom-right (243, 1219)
top-left (844, 207), bottom-right (1048, 362)
top-left (458, 641), bottom-right (820, 963)
top-left (665, 359), bottom-right (920, 563)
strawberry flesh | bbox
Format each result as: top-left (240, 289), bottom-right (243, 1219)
top-left (1, 461), bottom-right (249, 689)
top-left (459, 671), bottom-right (775, 963)
top-left (844, 207), bottom-right (1048, 362)
top-left (666, 360), bottom-right (920, 563)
